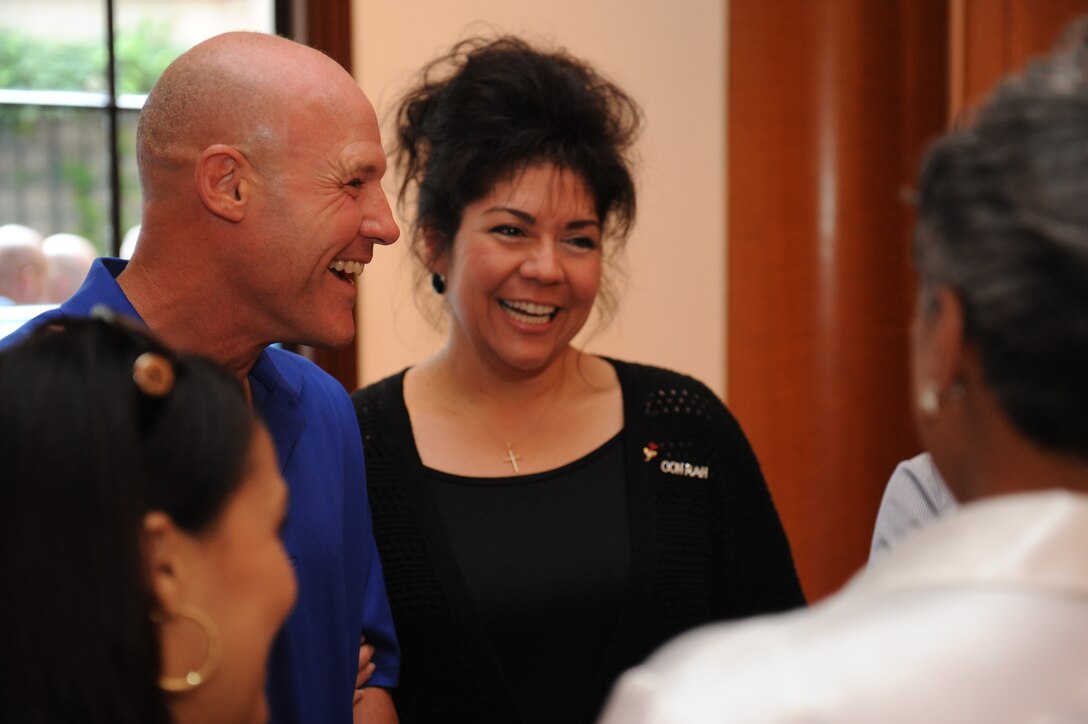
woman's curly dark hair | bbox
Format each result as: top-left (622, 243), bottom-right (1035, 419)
top-left (393, 35), bottom-right (642, 325)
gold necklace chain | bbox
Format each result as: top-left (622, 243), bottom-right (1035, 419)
top-left (459, 388), bottom-right (563, 474)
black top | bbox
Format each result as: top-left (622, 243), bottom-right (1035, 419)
top-left (428, 433), bottom-right (628, 723)
top-left (353, 358), bottom-right (805, 723)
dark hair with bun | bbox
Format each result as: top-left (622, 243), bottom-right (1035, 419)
top-left (394, 35), bottom-right (642, 323)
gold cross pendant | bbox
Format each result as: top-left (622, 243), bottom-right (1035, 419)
top-left (503, 444), bottom-right (521, 473)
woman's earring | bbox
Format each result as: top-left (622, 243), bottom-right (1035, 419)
top-left (151, 604), bottom-right (221, 692)
top-left (918, 382), bottom-right (940, 419)
top-left (431, 273), bottom-right (446, 295)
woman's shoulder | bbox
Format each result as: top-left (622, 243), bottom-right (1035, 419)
top-left (351, 368), bottom-right (410, 424)
top-left (605, 357), bottom-right (720, 399)
top-left (605, 357), bottom-right (745, 438)
top-left (352, 368), bottom-right (408, 401)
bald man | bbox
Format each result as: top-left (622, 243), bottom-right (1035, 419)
top-left (2, 33), bottom-right (401, 723)
top-left (41, 233), bottom-right (98, 303)
top-left (0, 225), bottom-right (47, 305)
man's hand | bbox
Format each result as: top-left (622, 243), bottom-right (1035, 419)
top-left (356, 635), bottom-right (376, 691)
top-left (352, 636), bottom-right (398, 723)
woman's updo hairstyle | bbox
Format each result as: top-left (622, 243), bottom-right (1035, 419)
top-left (394, 35), bottom-right (642, 323)
top-left (913, 21), bottom-right (1088, 458)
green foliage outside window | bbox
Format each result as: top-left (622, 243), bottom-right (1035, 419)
top-left (0, 18), bottom-right (180, 94)
top-left (0, 20), bottom-right (180, 247)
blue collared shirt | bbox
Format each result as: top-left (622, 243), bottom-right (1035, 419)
top-left (2, 258), bottom-right (400, 722)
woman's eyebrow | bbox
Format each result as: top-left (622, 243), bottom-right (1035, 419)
top-left (484, 206), bottom-right (536, 224)
top-left (483, 207), bottom-right (600, 230)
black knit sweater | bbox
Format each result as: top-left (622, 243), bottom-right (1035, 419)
top-left (353, 359), bottom-right (804, 723)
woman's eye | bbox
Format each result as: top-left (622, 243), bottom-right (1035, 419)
top-left (347, 178), bottom-right (363, 189)
top-left (566, 236), bottom-right (598, 250)
top-left (491, 225), bottom-right (523, 237)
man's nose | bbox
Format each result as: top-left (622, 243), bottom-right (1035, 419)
top-left (362, 190), bottom-right (400, 245)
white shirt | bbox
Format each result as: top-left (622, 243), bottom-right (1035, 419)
top-left (599, 490), bottom-right (1088, 724)
top-left (869, 452), bottom-right (958, 563)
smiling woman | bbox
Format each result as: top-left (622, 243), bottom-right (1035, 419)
top-left (351, 36), bottom-right (805, 724)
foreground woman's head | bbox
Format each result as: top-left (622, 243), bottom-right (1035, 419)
top-left (0, 315), bottom-right (296, 724)
top-left (911, 23), bottom-right (1088, 497)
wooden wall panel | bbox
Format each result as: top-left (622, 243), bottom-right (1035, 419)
top-left (728, 0), bottom-right (948, 601)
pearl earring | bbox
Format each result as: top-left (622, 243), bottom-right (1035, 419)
top-left (918, 383), bottom-right (940, 418)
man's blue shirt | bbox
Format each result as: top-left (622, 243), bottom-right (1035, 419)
top-left (1, 258), bottom-right (400, 722)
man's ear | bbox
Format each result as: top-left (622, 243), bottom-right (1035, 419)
top-left (141, 511), bottom-right (190, 615)
top-left (196, 144), bottom-right (248, 223)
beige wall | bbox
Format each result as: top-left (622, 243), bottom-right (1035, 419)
top-left (353, 0), bottom-right (728, 397)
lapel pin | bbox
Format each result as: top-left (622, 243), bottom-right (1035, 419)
top-left (643, 442), bottom-right (659, 462)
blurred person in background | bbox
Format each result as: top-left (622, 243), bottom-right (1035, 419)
top-left (0, 223), bottom-right (47, 305)
top-left (41, 232), bottom-right (98, 303)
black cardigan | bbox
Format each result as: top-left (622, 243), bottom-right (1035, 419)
top-left (353, 359), bottom-right (804, 723)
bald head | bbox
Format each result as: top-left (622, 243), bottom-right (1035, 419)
top-left (0, 224), bottom-right (43, 249)
top-left (41, 233), bottom-right (98, 303)
top-left (137, 32), bottom-right (369, 200)
top-left (120, 31), bottom-right (396, 356)
top-left (0, 229), bottom-right (47, 304)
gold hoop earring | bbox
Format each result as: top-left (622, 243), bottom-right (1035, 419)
top-left (151, 604), bottom-right (222, 692)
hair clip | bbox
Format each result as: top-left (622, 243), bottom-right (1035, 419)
top-left (90, 303), bottom-right (119, 323)
top-left (133, 352), bottom-right (175, 397)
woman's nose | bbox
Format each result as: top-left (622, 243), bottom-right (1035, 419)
top-left (519, 239), bottom-right (564, 283)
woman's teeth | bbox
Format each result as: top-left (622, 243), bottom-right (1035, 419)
top-left (500, 300), bottom-right (557, 324)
